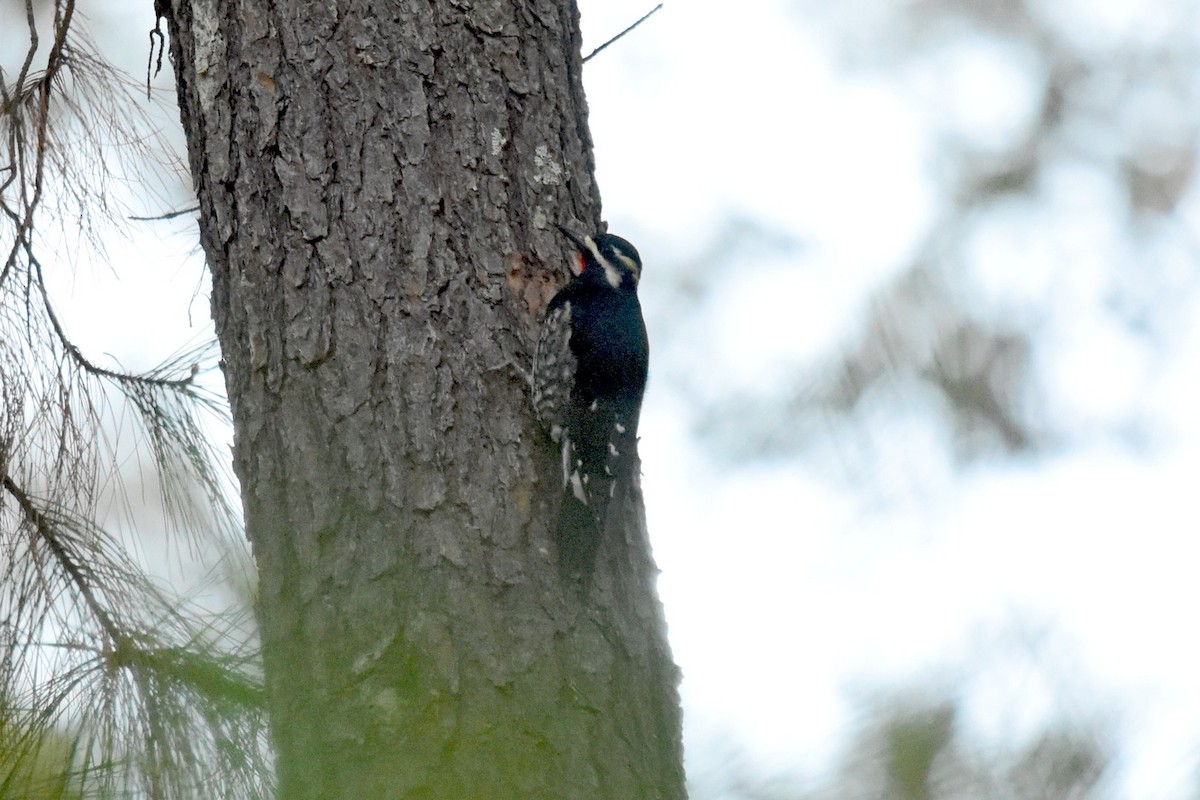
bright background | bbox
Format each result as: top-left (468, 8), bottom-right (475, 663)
top-left (12, 0), bottom-right (1200, 796)
top-left (586, 1), bottom-right (1200, 796)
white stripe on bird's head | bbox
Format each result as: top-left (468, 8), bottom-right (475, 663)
top-left (615, 252), bottom-right (641, 284)
top-left (584, 235), bottom-right (623, 289)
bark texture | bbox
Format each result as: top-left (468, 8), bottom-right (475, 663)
top-left (163, 1), bottom-right (683, 797)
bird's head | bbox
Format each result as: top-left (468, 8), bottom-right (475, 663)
top-left (555, 224), bottom-right (642, 290)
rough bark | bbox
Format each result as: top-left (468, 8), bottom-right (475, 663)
top-left (162, 1), bottom-right (683, 797)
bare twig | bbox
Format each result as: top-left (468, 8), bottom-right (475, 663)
top-left (13, 0), bottom-right (41, 102)
top-left (146, 12), bottom-right (166, 100)
top-left (583, 3), bottom-right (663, 63)
top-left (1, 0), bottom-right (76, 289)
top-left (129, 203), bottom-right (200, 221)
top-left (26, 248), bottom-right (200, 390)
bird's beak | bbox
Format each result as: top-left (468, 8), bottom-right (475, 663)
top-left (554, 223), bottom-right (591, 253)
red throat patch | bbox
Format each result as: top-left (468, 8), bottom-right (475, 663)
top-left (576, 252), bottom-right (586, 273)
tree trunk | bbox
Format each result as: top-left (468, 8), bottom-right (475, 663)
top-left (162, 1), bottom-right (684, 797)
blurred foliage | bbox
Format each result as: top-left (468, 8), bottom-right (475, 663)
top-left (824, 695), bottom-right (1110, 800)
top-left (0, 709), bottom-right (87, 800)
top-left (692, 686), bottom-right (1116, 800)
top-left (679, 0), bottom-right (1200, 470)
top-left (666, 3), bottom-right (1200, 795)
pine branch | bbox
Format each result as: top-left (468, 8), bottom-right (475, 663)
top-left (2, 473), bottom-right (123, 647)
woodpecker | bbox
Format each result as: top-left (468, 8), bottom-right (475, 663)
top-left (533, 224), bottom-right (649, 580)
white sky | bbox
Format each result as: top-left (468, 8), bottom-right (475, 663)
top-left (20, 0), bottom-right (1200, 796)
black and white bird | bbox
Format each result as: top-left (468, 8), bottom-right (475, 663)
top-left (533, 224), bottom-right (648, 580)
